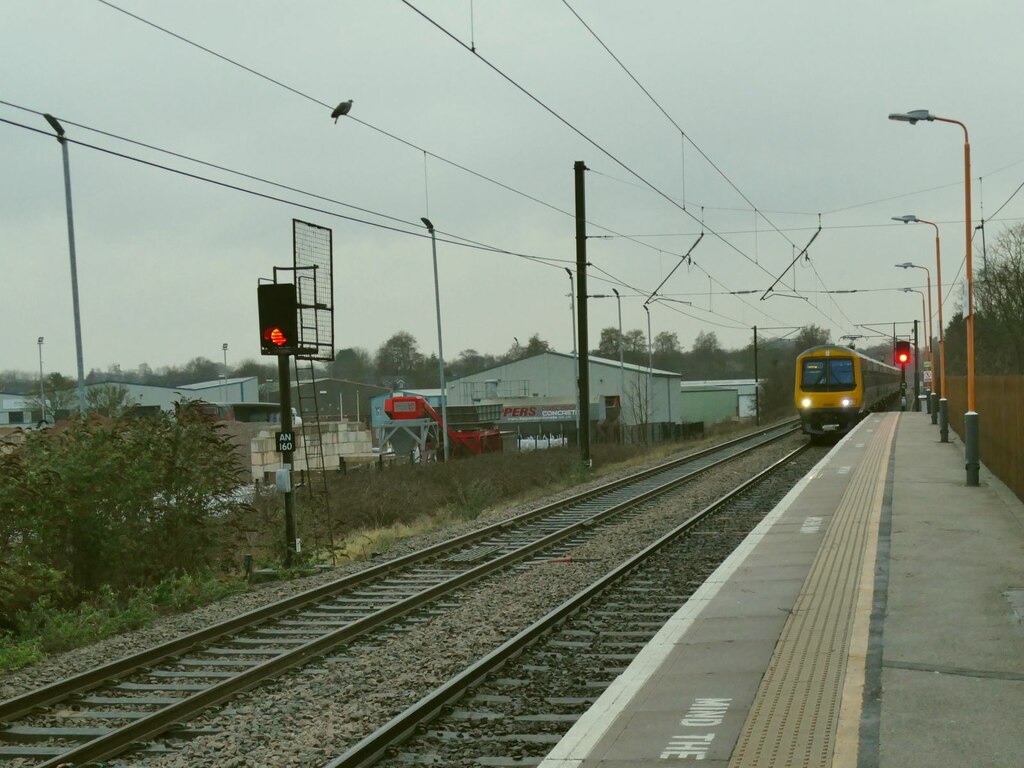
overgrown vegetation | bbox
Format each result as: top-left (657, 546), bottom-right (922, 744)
top-left (1, 405), bottom-right (744, 673)
top-left (0, 574), bottom-right (244, 673)
top-left (0, 405), bottom-right (249, 670)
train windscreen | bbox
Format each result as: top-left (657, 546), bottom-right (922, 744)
top-left (801, 358), bottom-right (855, 391)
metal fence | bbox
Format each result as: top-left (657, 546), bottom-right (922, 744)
top-left (945, 375), bottom-right (1024, 501)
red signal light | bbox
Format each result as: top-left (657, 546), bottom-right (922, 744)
top-left (257, 283), bottom-right (297, 355)
top-left (263, 326), bottom-right (288, 347)
top-left (894, 340), bottom-right (911, 366)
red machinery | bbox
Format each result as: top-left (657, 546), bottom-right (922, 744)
top-left (384, 395), bottom-right (501, 458)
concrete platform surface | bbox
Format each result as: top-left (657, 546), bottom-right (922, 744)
top-left (536, 411), bottom-right (1024, 767)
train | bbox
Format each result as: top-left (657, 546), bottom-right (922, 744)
top-left (794, 344), bottom-right (901, 438)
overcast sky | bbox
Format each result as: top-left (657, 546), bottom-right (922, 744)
top-left (3, 0), bottom-right (1023, 379)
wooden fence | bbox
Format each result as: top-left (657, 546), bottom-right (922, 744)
top-left (945, 375), bottom-right (1024, 501)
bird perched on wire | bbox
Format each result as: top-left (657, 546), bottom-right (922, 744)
top-left (331, 100), bottom-right (353, 122)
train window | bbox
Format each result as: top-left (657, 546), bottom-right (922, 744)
top-left (829, 359), bottom-right (855, 389)
top-left (801, 357), bottom-right (856, 391)
top-left (801, 360), bottom-right (828, 390)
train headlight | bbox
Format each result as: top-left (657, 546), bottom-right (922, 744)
top-left (841, 398), bottom-right (852, 407)
top-left (801, 397), bottom-right (812, 408)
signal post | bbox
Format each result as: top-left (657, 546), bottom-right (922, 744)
top-left (258, 281), bottom-right (300, 567)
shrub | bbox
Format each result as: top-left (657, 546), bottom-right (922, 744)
top-left (0, 406), bottom-right (248, 625)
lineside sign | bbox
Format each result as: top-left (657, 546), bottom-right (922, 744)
top-left (276, 431), bottom-right (295, 453)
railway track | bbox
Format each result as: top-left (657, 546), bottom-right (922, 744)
top-left (327, 443), bottom-right (819, 768)
top-left (0, 421), bottom-right (799, 767)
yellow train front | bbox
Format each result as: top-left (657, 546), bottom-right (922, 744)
top-left (794, 345), bottom-right (901, 437)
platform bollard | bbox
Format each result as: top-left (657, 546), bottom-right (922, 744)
top-left (924, 387), bottom-right (932, 415)
top-left (930, 392), bottom-right (939, 425)
top-left (964, 411), bottom-right (980, 486)
top-left (244, 553), bottom-right (254, 582)
top-left (939, 398), bottom-right (949, 443)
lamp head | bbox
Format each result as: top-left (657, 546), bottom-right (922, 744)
top-left (43, 113), bottom-right (65, 137)
top-left (894, 262), bottom-right (915, 269)
top-left (888, 109), bottom-right (933, 125)
top-left (892, 215), bottom-right (919, 224)
top-left (420, 217), bottom-right (434, 232)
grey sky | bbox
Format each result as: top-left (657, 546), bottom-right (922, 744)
top-left (3, 0), bottom-right (1023, 377)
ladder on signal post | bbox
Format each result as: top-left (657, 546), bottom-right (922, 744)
top-left (293, 357), bottom-right (336, 565)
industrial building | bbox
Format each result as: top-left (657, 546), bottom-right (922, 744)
top-left (444, 351), bottom-right (685, 443)
top-left (0, 377), bottom-right (258, 426)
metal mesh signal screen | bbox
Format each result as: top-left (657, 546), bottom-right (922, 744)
top-left (292, 219), bottom-right (334, 362)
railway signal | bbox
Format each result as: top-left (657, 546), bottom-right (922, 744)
top-left (895, 340), bottom-right (911, 366)
top-left (257, 283), bottom-right (298, 355)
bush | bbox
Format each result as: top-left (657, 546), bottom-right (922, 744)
top-left (0, 405), bottom-right (248, 628)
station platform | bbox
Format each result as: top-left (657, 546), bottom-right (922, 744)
top-left (539, 411), bottom-right (1024, 767)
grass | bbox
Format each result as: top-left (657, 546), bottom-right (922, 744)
top-left (0, 573), bottom-right (245, 674)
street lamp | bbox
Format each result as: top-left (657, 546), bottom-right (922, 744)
top-left (221, 342), bottom-right (229, 402)
top-left (894, 217), bottom-right (946, 439)
top-left (611, 288), bottom-right (624, 397)
top-left (589, 290), bottom-right (626, 443)
top-left (589, 292), bottom-right (625, 395)
top-left (37, 337), bottom-right (46, 424)
top-left (889, 109), bottom-right (978, 485)
top-left (421, 218), bottom-right (449, 462)
top-left (43, 113), bottom-right (86, 414)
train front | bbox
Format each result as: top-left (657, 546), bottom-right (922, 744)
top-left (794, 347), bottom-right (862, 437)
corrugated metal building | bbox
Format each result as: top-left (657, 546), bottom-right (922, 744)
top-left (446, 352), bottom-right (685, 437)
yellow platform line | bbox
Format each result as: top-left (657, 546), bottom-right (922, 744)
top-left (729, 414), bottom-right (896, 768)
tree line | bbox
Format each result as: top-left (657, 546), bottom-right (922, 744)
top-left (4, 223), bottom-right (1021, 412)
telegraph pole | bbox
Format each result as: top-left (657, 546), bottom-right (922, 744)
top-left (574, 161), bottom-right (591, 469)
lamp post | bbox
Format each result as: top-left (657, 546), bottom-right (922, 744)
top-left (889, 109), bottom-right (978, 485)
top-left (421, 218), bottom-right (449, 462)
top-left (589, 291), bottom-right (626, 444)
top-left (589, 292), bottom-right (625, 394)
top-left (42, 113), bottom-right (86, 414)
top-left (565, 268), bottom-right (580, 440)
top-left (37, 337), bottom-right (46, 424)
top-left (894, 258), bottom-right (935, 418)
top-left (893, 217), bottom-right (946, 439)
top-left (221, 343), bottom-right (229, 402)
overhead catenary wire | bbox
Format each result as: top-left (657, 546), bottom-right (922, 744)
top-left (399, 0), bottom-right (780, 282)
top-left (81, 0), bottom-right (861, 341)
top-left (561, 0), bottom-right (800, 253)
top-left (88, 0), bottom-right (768, 308)
top-left (89, 0), bottom-right (824, 339)
top-left (398, 1), bottom-right (845, 334)
top-left (0, 115), bottom-right (570, 271)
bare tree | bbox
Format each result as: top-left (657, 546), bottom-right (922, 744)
top-left (625, 370), bottom-right (652, 444)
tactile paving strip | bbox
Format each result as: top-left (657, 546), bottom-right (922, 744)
top-left (729, 414), bottom-right (896, 768)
